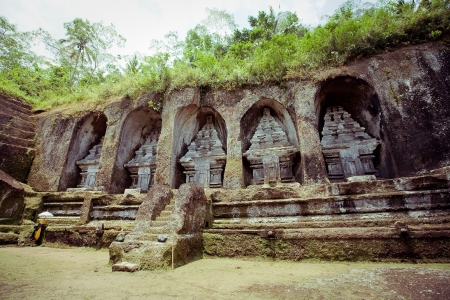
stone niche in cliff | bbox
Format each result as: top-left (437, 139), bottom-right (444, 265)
top-left (244, 108), bottom-right (298, 185)
top-left (124, 120), bottom-right (161, 192)
top-left (61, 112), bottom-right (107, 191)
top-left (111, 107), bottom-right (162, 194)
top-left (74, 137), bottom-right (104, 189)
top-left (321, 106), bottom-right (379, 181)
top-left (179, 115), bottom-right (226, 188)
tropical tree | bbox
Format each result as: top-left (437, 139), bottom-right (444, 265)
top-left (58, 18), bottom-right (125, 88)
top-left (232, 6), bottom-right (306, 45)
top-left (0, 16), bottom-right (37, 71)
top-left (183, 8), bottom-right (236, 65)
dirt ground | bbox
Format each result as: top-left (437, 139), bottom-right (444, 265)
top-left (1, 246), bottom-right (450, 300)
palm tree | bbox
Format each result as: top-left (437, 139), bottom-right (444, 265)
top-left (59, 18), bottom-right (97, 88)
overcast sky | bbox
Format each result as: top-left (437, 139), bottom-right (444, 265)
top-left (1, 0), bottom-right (376, 58)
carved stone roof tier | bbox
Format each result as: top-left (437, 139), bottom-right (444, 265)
top-left (179, 116), bottom-right (226, 165)
top-left (76, 137), bottom-right (104, 166)
top-left (124, 124), bottom-right (161, 168)
top-left (321, 106), bottom-right (379, 153)
top-left (244, 108), bottom-right (297, 161)
top-left (248, 108), bottom-right (290, 151)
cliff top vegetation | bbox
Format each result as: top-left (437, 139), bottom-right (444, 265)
top-left (0, 0), bottom-right (449, 111)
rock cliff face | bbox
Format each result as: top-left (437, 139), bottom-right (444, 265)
top-left (26, 42), bottom-right (450, 192)
top-left (3, 42), bottom-right (449, 265)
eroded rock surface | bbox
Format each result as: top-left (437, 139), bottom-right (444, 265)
top-left (0, 169), bottom-right (24, 224)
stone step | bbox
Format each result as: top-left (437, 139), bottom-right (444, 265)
top-left (160, 210), bottom-right (172, 217)
top-left (150, 220), bottom-right (169, 227)
top-left (0, 113), bottom-right (35, 132)
top-left (0, 133), bottom-right (35, 148)
top-left (126, 233), bottom-right (174, 242)
top-left (90, 205), bottom-right (140, 221)
top-left (0, 225), bottom-right (25, 234)
top-left (1, 125), bottom-right (35, 140)
top-left (205, 224), bottom-right (450, 240)
top-left (207, 223), bottom-right (450, 239)
top-left (0, 96), bottom-right (33, 112)
top-left (42, 193), bottom-right (86, 203)
top-left (155, 216), bottom-right (170, 222)
top-left (86, 220), bottom-right (136, 231)
top-left (37, 217), bottom-right (81, 226)
top-left (211, 175), bottom-right (449, 204)
top-left (127, 226), bottom-right (171, 235)
top-left (0, 105), bottom-right (32, 124)
top-left (211, 209), bottom-right (450, 230)
top-left (0, 232), bottom-right (19, 244)
top-left (43, 202), bottom-right (83, 217)
top-left (213, 189), bottom-right (450, 219)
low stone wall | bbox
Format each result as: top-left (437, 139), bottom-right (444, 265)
top-left (203, 233), bottom-right (450, 262)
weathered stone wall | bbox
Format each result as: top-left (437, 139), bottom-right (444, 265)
top-left (317, 43), bottom-right (450, 178)
top-left (28, 93), bottom-right (163, 193)
top-left (0, 95), bottom-right (36, 183)
top-left (26, 42), bottom-right (450, 192)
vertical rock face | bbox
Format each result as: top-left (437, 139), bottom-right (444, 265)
top-left (321, 106), bottom-right (379, 181)
top-left (24, 42), bottom-right (450, 192)
top-left (244, 108), bottom-right (298, 185)
top-left (0, 169), bottom-right (24, 224)
top-left (179, 116), bottom-right (226, 188)
top-left (75, 137), bottom-right (104, 189)
top-left (124, 122), bottom-right (161, 192)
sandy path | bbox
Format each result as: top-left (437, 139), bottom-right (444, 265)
top-left (1, 246), bottom-right (450, 299)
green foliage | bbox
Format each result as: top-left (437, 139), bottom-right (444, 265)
top-left (58, 18), bottom-right (125, 88)
top-left (0, 0), bottom-right (449, 110)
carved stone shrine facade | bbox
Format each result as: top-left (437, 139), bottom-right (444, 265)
top-left (179, 116), bottom-right (226, 188)
top-left (244, 108), bottom-right (298, 185)
top-left (320, 106), bottom-right (379, 181)
top-left (124, 120), bottom-right (161, 191)
top-left (76, 137), bottom-right (104, 189)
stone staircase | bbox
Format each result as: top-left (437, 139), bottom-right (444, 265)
top-left (39, 193), bottom-right (85, 225)
top-left (109, 184), bottom-right (206, 270)
top-left (0, 95), bottom-right (36, 182)
top-left (124, 197), bottom-right (175, 242)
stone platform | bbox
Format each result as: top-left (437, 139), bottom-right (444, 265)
top-left (204, 170), bottom-right (450, 262)
top-left (4, 169), bottom-right (449, 265)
